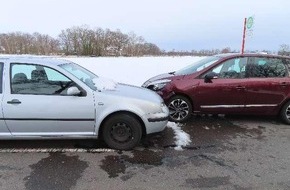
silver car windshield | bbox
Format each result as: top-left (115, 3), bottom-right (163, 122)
top-left (174, 56), bottom-right (221, 75)
top-left (60, 63), bottom-right (98, 90)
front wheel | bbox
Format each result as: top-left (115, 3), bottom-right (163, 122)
top-left (102, 113), bottom-right (142, 150)
top-left (167, 95), bottom-right (192, 122)
top-left (280, 101), bottom-right (290, 124)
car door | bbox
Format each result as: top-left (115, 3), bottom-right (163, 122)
top-left (194, 57), bottom-right (248, 114)
top-left (2, 62), bottom-right (96, 136)
top-left (243, 57), bottom-right (290, 114)
top-left (0, 62), bottom-right (12, 136)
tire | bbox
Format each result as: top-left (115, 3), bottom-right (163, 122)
top-left (280, 101), bottom-right (290, 124)
top-left (167, 95), bottom-right (192, 122)
top-left (102, 113), bottom-right (142, 150)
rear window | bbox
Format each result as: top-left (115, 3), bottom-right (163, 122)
top-left (246, 57), bottom-right (286, 78)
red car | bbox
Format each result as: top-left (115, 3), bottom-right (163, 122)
top-left (142, 53), bottom-right (290, 123)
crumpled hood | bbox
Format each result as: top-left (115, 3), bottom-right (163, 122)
top-left (101, 83), bottom-right (163, 104)
top-left (142, 73), bottom-right (173, 87)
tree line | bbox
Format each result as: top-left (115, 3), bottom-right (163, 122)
top-left (0, 26), bottom-right (161, 56)
top-left (0, 25), bottom-right (288, 56)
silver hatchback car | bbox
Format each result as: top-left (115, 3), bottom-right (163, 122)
top-left (0, 57), bottom-right (169, 150)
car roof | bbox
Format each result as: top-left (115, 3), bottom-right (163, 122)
top-left (0, 55), bottom-right (71, 66)
top-left (213, 53), bottom-right (290, 60)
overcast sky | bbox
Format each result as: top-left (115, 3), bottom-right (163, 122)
top-left (1, 0), bottom-right (290, 52)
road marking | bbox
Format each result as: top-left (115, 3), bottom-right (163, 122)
top-left (0, 148), bottom-right (115, 153)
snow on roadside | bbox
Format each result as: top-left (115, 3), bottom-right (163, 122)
top-left (167, 122), bottom-right (191, 151)
top-left (0, 55), bottom-right (204, 86)
top-left (64, 56), bottom-right (204, 86)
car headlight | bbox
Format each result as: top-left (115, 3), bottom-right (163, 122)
top-left (160, 102), bottom-right (168, 113)
top-left (146, 79), bottom-right (171, 91)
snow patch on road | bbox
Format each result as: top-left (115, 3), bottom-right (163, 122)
top-left (167, 122), bottom-right (191, 150)
top-left (204, 126), bottom-right (210, 130)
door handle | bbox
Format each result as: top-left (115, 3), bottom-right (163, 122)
top-left (7, 99), bottom-right (22, 104)
top-left (236, 86), bottom-right (245, 90)
top-left (280, 82), bottom-right (288, 87)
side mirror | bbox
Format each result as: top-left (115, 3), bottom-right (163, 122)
top-left (204, 72), bottom-right (218, 83)
top-left (67, 86), bottom-right (81, 96)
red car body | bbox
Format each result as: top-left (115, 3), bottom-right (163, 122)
top-left (143, 53), bottom-right (290, 123)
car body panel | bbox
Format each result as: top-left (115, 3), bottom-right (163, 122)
top-left (2, 94), bottom-right (96, 135)
top-left (194, 78), bottom-right (247, 114)
top-left (2, 59), bottom-right (96, 136)
top-left (143, 53), bottom-right (290, 118)
top-left (242, 77), bottom-right (290, 114)
top-left (93, 84), bottom-right (168, 135)
top-left (0, 94), bottom-right (12, 136)
top-left (0, 56), bottom-right (169, 141)
top-left (0, 61), bottom-right (12, 136)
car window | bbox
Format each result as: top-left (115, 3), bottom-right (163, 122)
top-left (44, 67), bottom-right (71, 81)
top-left (11, 63), bottom-right (74, 95)
top-left (0, 63), bottom-right (3, 93)
top-left (60, 63), bottom-right (98, 90)
top-left (174, 56), bottom-right (221, 75)
top-left (206, 57), bottom-right (247, 79)
top-left (284, 58), bottom-right (290, 76)
top-left (245, 57), bottom-right (286, 78)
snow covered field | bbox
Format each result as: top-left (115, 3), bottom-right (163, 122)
top-left (0, 55), bottom-right (204, 86)
top-left (63, 56), bottom-right (204, 86)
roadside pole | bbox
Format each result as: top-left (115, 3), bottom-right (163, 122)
top-left (241, 18), bottom-right (247, 54)
top-left (241, 16), bottom-right (254, 54)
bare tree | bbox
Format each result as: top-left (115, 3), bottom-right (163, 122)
top-left (93, 28), bottom-right (105, 56)
top-left (221, 47), bottom-right (231, 54)
top-left (278, 44), bottom-right (290, 56)
top-left (0, 25), bottom-right (160, 56)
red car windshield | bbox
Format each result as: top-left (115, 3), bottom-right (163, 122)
top-left (174, 56), bottom-right (221, 75)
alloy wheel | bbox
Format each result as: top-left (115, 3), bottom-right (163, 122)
top-left (286, 105), bottom-right (290, 119)
top-left (168, 98), bottom-right (190, 121)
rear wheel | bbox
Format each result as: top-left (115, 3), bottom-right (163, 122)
top-left (280, 101), bottom-right (290, 124)
top-left (102, 113), bottom-right (142, 150)
top-left (167, 95), bottom-right (192, 122)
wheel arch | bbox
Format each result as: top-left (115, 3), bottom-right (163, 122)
top-left (166, 92), bottom-right (194, 111)
top-left (277, 98), bottom-right (290, 115)
top-left (98, 111), bottom-right (146, 139)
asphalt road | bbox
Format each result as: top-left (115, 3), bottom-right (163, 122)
top-left (0, 115), bottom-right (290, 190)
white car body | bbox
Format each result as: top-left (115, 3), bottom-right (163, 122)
top-left (0, 57), bottom-right (169, 149)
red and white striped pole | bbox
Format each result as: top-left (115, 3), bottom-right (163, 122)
top-left (241, 18), bottom-right (247, 54)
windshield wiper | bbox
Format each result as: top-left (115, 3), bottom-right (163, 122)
top-left (168, 71), bottom-right (175, 75)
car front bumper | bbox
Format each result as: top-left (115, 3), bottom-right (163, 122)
top-left (143, 111), bottom-right (169, 134)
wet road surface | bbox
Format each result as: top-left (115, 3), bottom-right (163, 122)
top-left (0, 115), bottom-right (290, 189)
